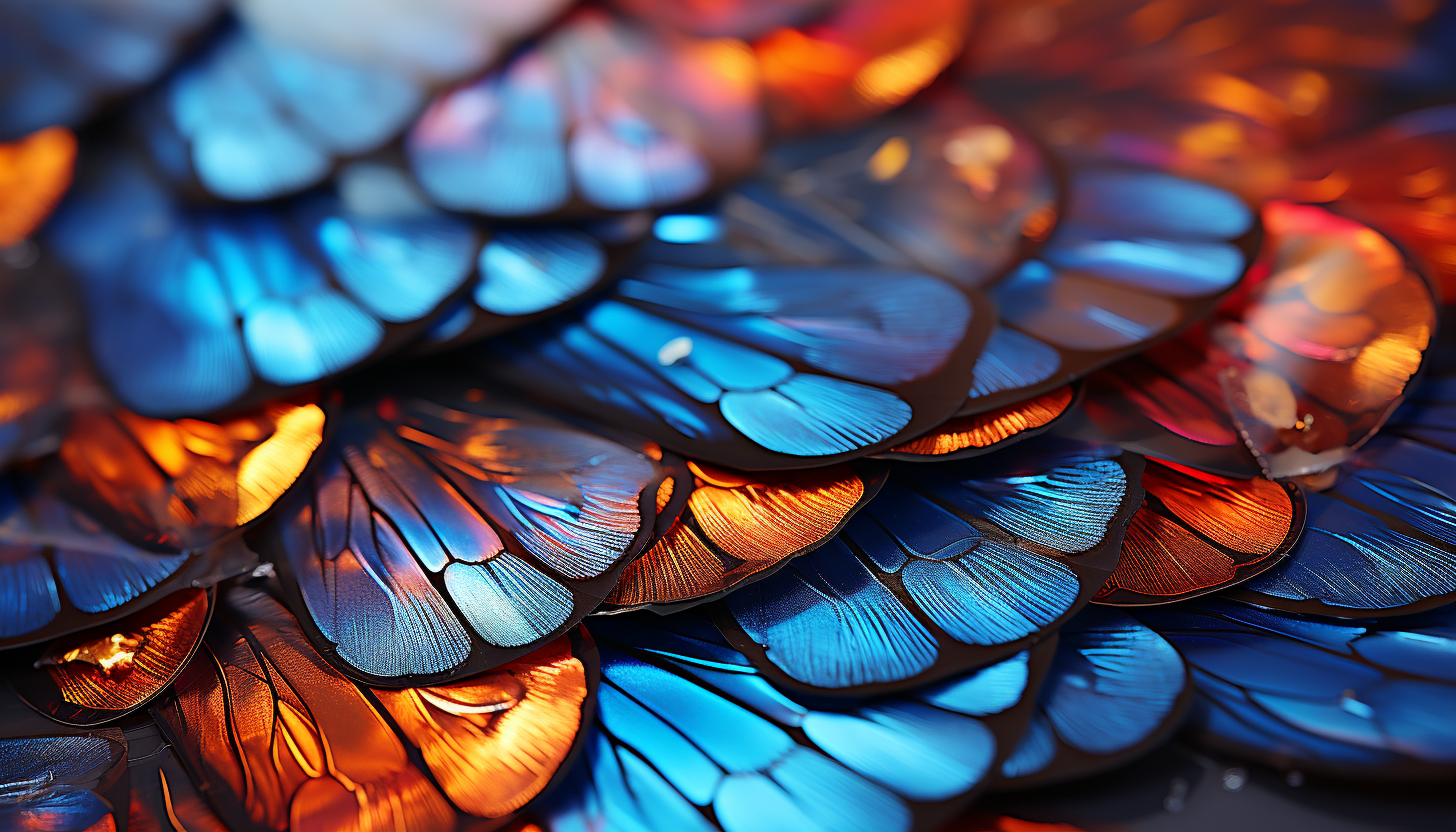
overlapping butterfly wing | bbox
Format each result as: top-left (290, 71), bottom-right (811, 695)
top-left (150, 582), bottom-right (595, 831)
top-left (995, 608), bottom-right (1189, 788)
top-left (713, 439), bottom-right (1144, 696)
top-left (539, 611), bottom-right (1047, 832)
top-left (1138, 598), bottom-right (1456, 780)
top-left (251, 385), bottom-right (663, 685)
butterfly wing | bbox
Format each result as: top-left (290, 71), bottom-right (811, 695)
top-left (9, 587), bottom-right (212, 727)
top-left (1138, 598), bottom-right (1456, 780)
top-left (605, 459), bottom-right (887, 613)
top-left (997, 608), bottom-right (1190, 788)
top-left (255, 388), bottom-right (661, 685)
top-left (1095, 459), bottom-right (1304, 605)
top-left (541, 611), bottom-right (1047, 832)
top-left (137, 24), bottom-right (425, 202)
top-left (480, 255), bottom-right (991, 469)
top-left (714, 439), bottom-right (1143, 696)
top-left (151, 582), bottom-right (595, 832)
top-left (408, 9), bottom-right (763, 218)
top-left (47, 153), bottom-right (477, 417)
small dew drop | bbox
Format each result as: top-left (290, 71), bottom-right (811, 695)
top-left (1222, 767), bottom-right (1247, 791)
top-left (657, 336), bottom-right (693, 366)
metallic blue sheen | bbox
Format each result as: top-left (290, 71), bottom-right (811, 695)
top-left (445, 554), bottom-right (572, 647)
top-left (920, 444), bottom-right (1127, 553)
top-left (54, 547), bottom-right (189, 613)
top-left (1040, 609), bottom-right (1185, 754)
top-left (478, 229), bottom-right (605, 316)
top-left (999, 714), bottom-right (1056, 778)
top-left (992, 261), bottom-right (1178, 351)
top-left (968, 326), bottom-right (1061, 398)
top-left (0, 552), bottom-right (60, 638)
top-left (1139, 599), bottom-right (1456, 769)
top-left (1068, 171), bottom-right (1253, 240)
top-left (571, 118), bottom-right (710, 212)
top-left (47, 154), bottom-right (472, 415)
top-left (728, 541), bottom-right (938, 687)
top-left (654, 214), bottom-right (722, 244)
top-left (901, 539), bottom-right (1078, 646)
top-left (550, 616), bottom-right (1032, 832)
top-left (1245, 492), bottom-right (1456, 611)
top-left (0, 736), bottom-right (116, 832)
top-left (719, 375), bottom-right (912, 457)
top-left (1042, 233), bottom-right (1244, 297)
top-left (165, 27), bottom-right (422, 201)
top-left (408, 58), bottom-right (571, 217)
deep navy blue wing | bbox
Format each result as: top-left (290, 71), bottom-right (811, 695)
top-left (0, 686), bottom-right (129, 832)
top-left (1227, 368), bottom-right (1456, 617)
top-left (137, 23), bottom-right (425, 202)
top-left (0, 0), bottom-right (219, 140)
top-left (407, 8), bottom-right (763, 218)
top-left (254, 386), bottom-right (662, 685)
top-left (478, 248), bottom-right (992, 470)
top-left (543, 612), bottom-right (1045, 832)
top-left (0, 474), bottom-right (252, 651)
top-left (713, 439), bottom-right (1144, 696)
top-left (47, 152), bottom-right (476, 417)
top-left (998, 608), bottom-right (1188, 787)
top-left (1137, 598), bottom-right (1456, 779)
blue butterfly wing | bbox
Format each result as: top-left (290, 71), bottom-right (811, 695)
top-left (998, 608), bottom-right (1189, 787)
top-left (1227, 370), bottom-right (1456, 616)
top-left (1137, 598), bottom-right (1456, 779)
top-left (975, 168), bottom-right (1254, 412)
top-left (0, 0), bottom-right (218, 139)
top-left (543, 612), bottom-right (1044, 832)
top-left (47, 153), bottom-right (475, 417)
top-left (0, 475), bottom-right (250, 651)
top-left (139, 24), bottom-right (424, 202)
top-left (256, 388), bottom-right (662, 684)
top-left (407, 9), bottom-right (762, 219)
top-left (480, 254), bottom-right (991, 469)
top-left (418, 222), bottom-right (628, 352)
top-left (714, 439), bottom-right (1144, 695)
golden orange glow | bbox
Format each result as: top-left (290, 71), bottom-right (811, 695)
top-left (655, 477), bottom-right (675, 513)
top-left (40, 589), bottom-right (208, 713)
top-left (755, 0), bottom-right (971, 132)
top-left (159, 589), bottom-right (457, 832)
top-left (609, 463), bottom-right (866, 606)
top-left (235, 403), bottom-right (326, 524)
top-left (1143, 461), bottom-right (1292, 555)
top-left (58, 402), bottom-right (324, 548)
top-left (890, 387), bottom-right (1074, 456)
top-left (0, 126), bottom-right (76, 247)
top-left (867, 136), bottom-right (911, 181)
top-left (1102, 509), bottom-right (1236, 598)
top-left (375, 638), bottom-right (587, 818)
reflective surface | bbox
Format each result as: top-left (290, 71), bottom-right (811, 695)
top-left (718, 439), bottom-right (1144, 695)
top-left (606, 459), bottom-right (881, 611)
top-left (1139, 598), bottom-right (1456, 779)
top-left (260, 389), bottom-right (658, 684)
top-left (999, 609), bottom-right (1187, 787)
top-left (1216, 201), bottom-right (1436, 478)
top-left (54, 401), bottom-right (325, 550)
top-left (48, 155), bottom-right (477, 416)
top-left (1095, 460), bottom-right (1303, 605)
top-left (482, 251), bottom-right (990, 469)
top-left (883, 386), bottom-right (1076, 460)
top-left (153, 584), bottom-right (592, 832)
top-left (409, 9), bottom-right (762, 217)
top-left (755, 0), bottom-right (973, 133)
top-left (546, 612), bottom-right (1042, 832)
top-left (13, 587), bottom-right (210, 726)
